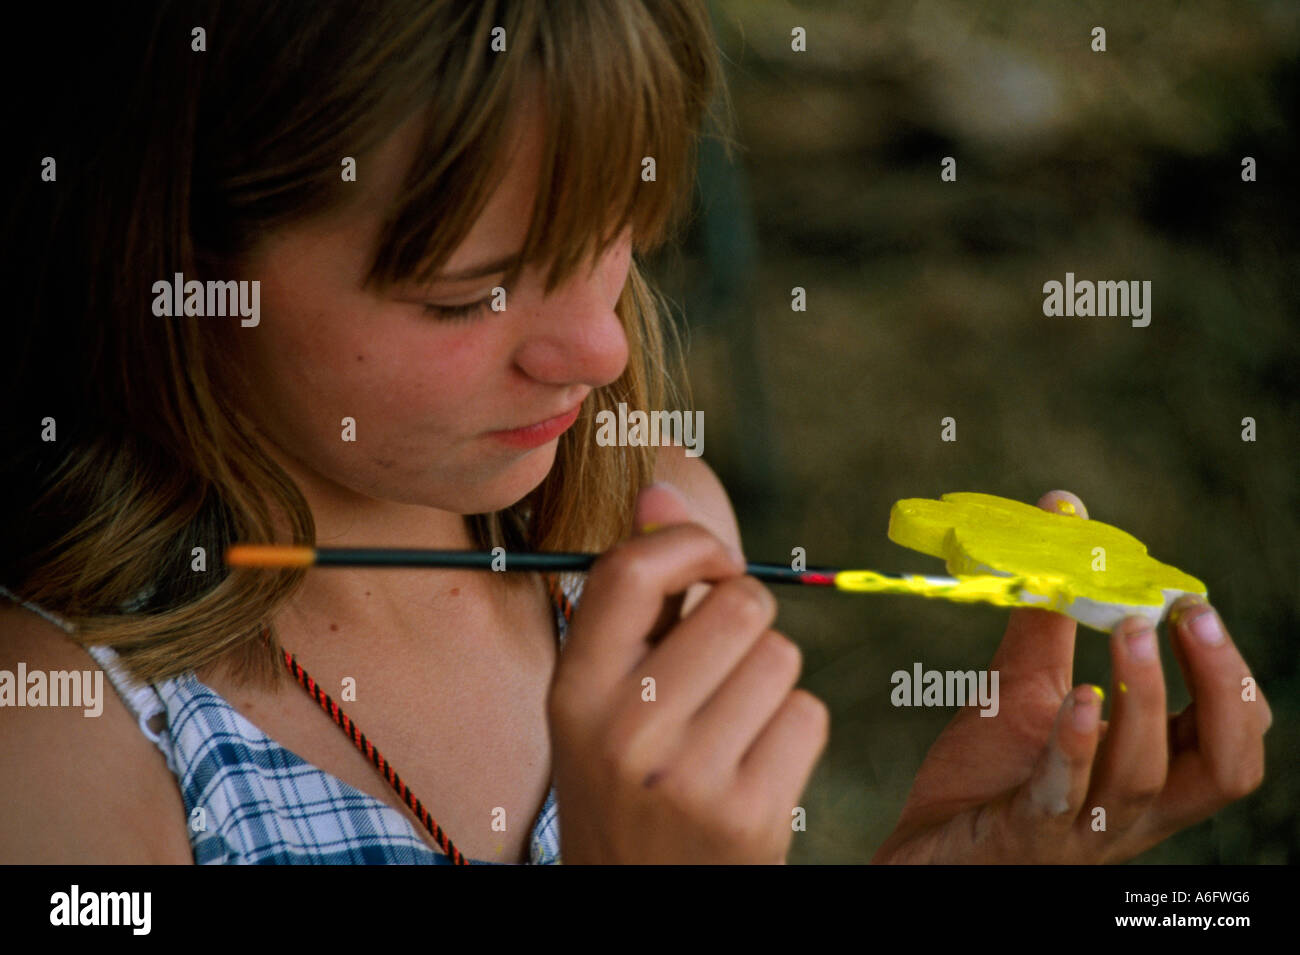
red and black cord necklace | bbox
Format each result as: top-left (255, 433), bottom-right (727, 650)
top-left (274, 574), bottom-right (574, 866)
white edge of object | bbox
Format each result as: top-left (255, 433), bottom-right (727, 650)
top-left (965, 564), bottom-right (1207, 634)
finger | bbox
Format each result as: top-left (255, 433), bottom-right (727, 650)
top-left (1168, 595), bottom-right (1273, 749)
top-left (626, 485), bottom-right (696, 641)
top-left (633, 481), bottom-right (723, 634)
top-left (988, 490), bottom-right (1088, 692)
top-left (1084, 616), bottom-right (1168, 834)
top-left (632, 480), bottom-right (695, 535)
top-left (1009, 684), bottom-right (1104, 831)
top-left (737, 689), bottom-right (830, 823)
top-left (561, 521), bottom-right (744, 692)
top-left (1146, 596), bottom-right (1271, 828)
top-left (634, 480), bottom-right (744, 562)
top-left (672, 630), bottom-right (803, 789)
top-left (635, 575), bottom-right (779, 728)
top-left (1038, 489), bottom-right (1089, 521)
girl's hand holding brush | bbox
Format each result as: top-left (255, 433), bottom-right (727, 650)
top-left (548, 482), bottom-right (830, 864)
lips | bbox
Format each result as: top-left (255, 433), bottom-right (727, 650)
top-left (486, 401), bottom-right (585, 450)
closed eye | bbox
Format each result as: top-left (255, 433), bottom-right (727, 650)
top-left (420, 295), bottom-right (494, 323)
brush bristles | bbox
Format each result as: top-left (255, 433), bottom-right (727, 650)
top-left (225, 545), bottom-right (316, 568)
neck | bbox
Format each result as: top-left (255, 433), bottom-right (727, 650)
top-left (254, 437), bottom-right (526, 660)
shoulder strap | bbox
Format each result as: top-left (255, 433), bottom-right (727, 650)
top-left (0, 584), bottom-right (77, 634)
top-left (83, 645), bottom-right (172, 751)
top-left (0, 585), bottom-right (173, 759)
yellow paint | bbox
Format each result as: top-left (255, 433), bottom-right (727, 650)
top-left (1054, 499), bottom-right (1077, 515)
top-left (833, 569), bottom-right (1062, 607)
top-left (1090, 685), bottom-right (1105, 703)
top-left (1118, 681), bottom-right (1128, 693)
top-left (886, 493), bottom-right (1206, 624)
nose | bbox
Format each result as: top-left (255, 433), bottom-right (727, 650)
top-left (511, 247), bottom-right (631, 389)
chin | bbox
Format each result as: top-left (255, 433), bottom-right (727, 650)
top-left (450, 442), bottom-right (561, 514)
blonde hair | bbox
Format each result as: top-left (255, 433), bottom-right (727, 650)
top-left (2, 1), bottom-right (726, 686)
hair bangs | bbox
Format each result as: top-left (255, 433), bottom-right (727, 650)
top-left (366, 1), bottom-right (719, 295)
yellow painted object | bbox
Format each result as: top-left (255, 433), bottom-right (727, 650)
top-left (880, 492), bottom-right (1207, 633)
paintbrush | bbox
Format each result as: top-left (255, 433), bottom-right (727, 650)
top-left (223, 544), bottom-right (1053, 610)
top-left (225, 493), bottom-right (1212, 633)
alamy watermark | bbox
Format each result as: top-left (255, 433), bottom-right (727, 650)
top-left (50, 885), bottom-right (151, 935)
top-left (891, 662), bottom-right (1000, 717)
top-left (0, 663), bottom-right (103, 717)
top-left (152, 272), bottom-right (260, 327)
top-left (594, 402), bottom-right (703, 457)
top-left (1042, 272), bottom-right (1150, 327)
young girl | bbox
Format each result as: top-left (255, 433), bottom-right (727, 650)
top-left (1, 2), bottom-right (1270, 865)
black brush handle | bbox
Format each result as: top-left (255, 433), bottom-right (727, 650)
top-left (311, 548), bottom-right (843, 585)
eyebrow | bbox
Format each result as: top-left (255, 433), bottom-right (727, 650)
top-left (431, 251), bottom-right (523, 282)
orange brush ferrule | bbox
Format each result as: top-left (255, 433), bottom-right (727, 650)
top-left (225, 545), bottom-right (317, 568)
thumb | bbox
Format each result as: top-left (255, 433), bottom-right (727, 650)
top-left (1009, 684), bottom-right (1104, 828)
top-left (628, 481), bottom-right (714, 644)
top-left (632, 481), bottom-right (695, 535)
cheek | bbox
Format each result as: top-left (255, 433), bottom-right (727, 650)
top-left (243, 300), bottom-right (497, 464)
top-left (234, 293), bottom-right (560, 510)
top-left (353, 324), bottom-right (489, 420)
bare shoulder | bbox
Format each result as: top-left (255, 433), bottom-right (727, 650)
top-left (653, 444), bottom-right (743, 555)
top-left (0, 603), bottom-right (193, 863)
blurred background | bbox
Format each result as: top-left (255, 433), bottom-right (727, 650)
top-left (644, 0), bottom-right (1300, 863)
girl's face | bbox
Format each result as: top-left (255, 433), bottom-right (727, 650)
top-left (230, 98), bottom-right (632, 522)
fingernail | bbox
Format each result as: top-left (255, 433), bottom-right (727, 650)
top-left (1124, 625), bottom-right (1157, 662)
top-left (1043, 491), bottom-right (1087, 519)
top-left (1169, 595), bottom-right (1225, 646)
top-left (1071, 687), bottom-right (1101, 731)
top-left (1187, 607), bottom-right (1226, 646)
top-left (1168, 594), bottom-right (1207, 628)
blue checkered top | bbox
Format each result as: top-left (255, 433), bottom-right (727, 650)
top-left (4, 579), bottom-right (580, 865)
